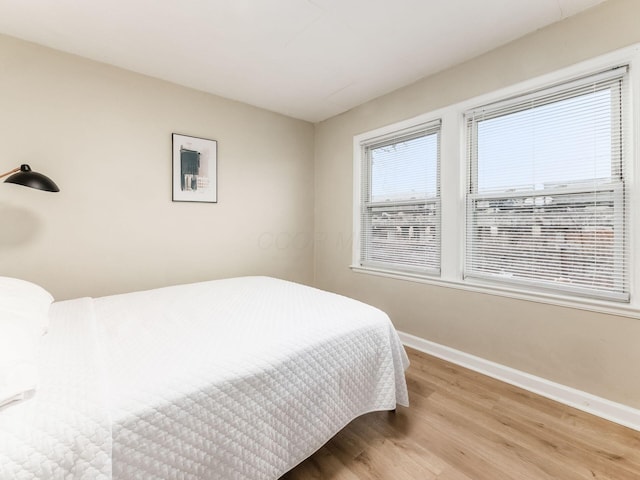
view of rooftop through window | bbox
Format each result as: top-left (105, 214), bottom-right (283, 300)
top-left (466, 76), bottom-right (627, 301)
top-left (362, 128), bottom-right (441, 274)
top-left (356, 62), bottom-right (629, 303)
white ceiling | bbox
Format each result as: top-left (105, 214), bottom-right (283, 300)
top-left (0, 0), bottom-right (607, 122)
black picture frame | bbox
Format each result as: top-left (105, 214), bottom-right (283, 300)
top-left (172, 133), bottom-right (217, 203)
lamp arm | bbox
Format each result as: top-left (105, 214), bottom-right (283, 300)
top-left (0, 167), bottom-right (20, 180)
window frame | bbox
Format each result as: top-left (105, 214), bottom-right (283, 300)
top-left (356, 120), bottom-right (442, 276)
top-left (352, 43), bottom-right (640, 318)
top-left (464, 68), bottom-right (628, 302)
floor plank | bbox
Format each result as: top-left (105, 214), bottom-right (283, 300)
top-left (281, 347), bottom-right (640, 480)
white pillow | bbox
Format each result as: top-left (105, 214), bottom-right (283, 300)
top-left (0, 317), bottom-right (38, 409)
top-left (0, 276), bottom-right (54, 336)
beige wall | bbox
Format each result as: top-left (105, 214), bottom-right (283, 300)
top-left (0, 34), bottom-right (315, 300)
top-left (314, 0), bottom-right (640, 408)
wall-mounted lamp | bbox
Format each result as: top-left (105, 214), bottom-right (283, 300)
top-left (0, 165), bottom-right (60, 192)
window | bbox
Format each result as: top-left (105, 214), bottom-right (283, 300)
top-left (353, 46), bottom-right (639, 315)
top-left (465, 67), bottom-right (628, 301)
top-left (356, 120), bottom-right (441, 275)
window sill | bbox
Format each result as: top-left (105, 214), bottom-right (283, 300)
top-left (350, 264), bottom-right (640, 320)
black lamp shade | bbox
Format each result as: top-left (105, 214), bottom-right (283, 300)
top-left (4, 164), bottom-right (60, 192)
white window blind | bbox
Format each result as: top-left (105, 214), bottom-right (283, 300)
top-left (465, 66), bottom-right (628, 301)
top-left (359, 120), bottom-right (441, 275)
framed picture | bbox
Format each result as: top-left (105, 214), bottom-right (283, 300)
top-left (172, 133), bottom-right (217, 203)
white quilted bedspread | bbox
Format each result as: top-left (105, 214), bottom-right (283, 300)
top-left (1, 277), bottom-right (409, 480)
top-left (0, 298), bottom-right (112, 480)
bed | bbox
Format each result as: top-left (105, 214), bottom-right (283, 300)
top-left (0, 276), bottom-right (409, 480)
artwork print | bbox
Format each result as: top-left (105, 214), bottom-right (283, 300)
top-left (172, 133), bottom-right (217, 203)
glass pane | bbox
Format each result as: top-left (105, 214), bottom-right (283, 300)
top-left (370, 133), bottom-right (438, 202)
top-left (477, 89), bottom-right (613, 193)
top-left (364, 202), bottom-right (439, 270)
top-left (468, 190), bottom-right (622, 293)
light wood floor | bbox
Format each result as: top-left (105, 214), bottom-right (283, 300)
top-left (282, 347), bottom-right (640, 480)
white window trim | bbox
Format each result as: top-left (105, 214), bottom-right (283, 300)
top-left (352, 43), bottom-right (640, 319)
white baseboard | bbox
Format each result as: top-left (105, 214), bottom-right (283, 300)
top-left (398, 331), bottom-right (640, 432)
